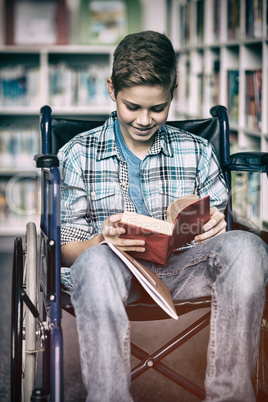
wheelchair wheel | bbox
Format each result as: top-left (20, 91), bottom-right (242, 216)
top-left (255, 319), bottom-right (268, 401)
top-left (11, 222), bottom-right (38, 402)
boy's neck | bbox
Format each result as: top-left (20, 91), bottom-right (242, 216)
top-left (123, 135), bottom-right (154, 160)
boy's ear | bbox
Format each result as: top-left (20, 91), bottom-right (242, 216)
top-left (172, 83), bottom-right (178, 100)
top-left (106, 78), bottom-right (116, 102)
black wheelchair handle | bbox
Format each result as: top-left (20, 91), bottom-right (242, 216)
top-left (34, 153), bottom-right (59, 168)
top-left (228, 151), bottom-right (268, 174)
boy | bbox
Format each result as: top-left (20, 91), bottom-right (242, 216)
top-left (58, 31), bottom-right (268, 401)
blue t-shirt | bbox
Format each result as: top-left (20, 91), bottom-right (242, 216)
top-left (114, 119), bottom-right (150, 216)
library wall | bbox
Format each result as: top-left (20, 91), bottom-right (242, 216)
top-left (171, 0), bottom-right (268, 229)
top-left (0, 0), bottom-right (267, 234)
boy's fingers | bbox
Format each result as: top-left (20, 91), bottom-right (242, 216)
top-left (202, 209), bottom-right (225, 232)
top-left (195, 219), bottom-right (226, 242)
top-left (108, 213), bottom-right (123, 225)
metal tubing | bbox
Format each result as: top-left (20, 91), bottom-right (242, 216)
top-left (48, 166), bottom-right (63, 401)
top-left (131, 311), bottom-right (211, 378)
top-left (131, 312), bottom-right (210, 398)
top-left (154, 360), bottom-right (206, 399)
top-left (50, 324), bottom-right (64, 402)
top-left (40, 106), bottom-right (52, 154)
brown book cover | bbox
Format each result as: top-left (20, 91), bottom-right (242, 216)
top-left (119, 194), bottom-right (210, 265)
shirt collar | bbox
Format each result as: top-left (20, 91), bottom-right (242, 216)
top-left (96, 112), bottom-right (173, 160)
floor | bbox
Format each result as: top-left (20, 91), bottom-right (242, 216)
top-left (0, 247), bottom-right (209, 402)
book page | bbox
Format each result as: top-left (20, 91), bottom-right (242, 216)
top-left (166, 193), bottom-right (199, 223)
top-left (121, 211), bottom-right (174, 235)
top-left (101, 241), bottom-right (178, 320)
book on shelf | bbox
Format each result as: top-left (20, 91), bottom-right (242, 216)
top-left (102, 241), bottom-right (179, 320)
top-left (245, 0), bottom-right (263, 38)
top-left (213, 0), bottom-right (221, 41)
top-left (0, 65), bottom-right (40, 107)
top-left (227, 70), bottom-right (239, 126)
top-left (227, 0), bottom-right (240, 40)
top-left (179, 1), bottom-right (191, 46)
top-left (49, 62), bottom-right (110, 107)
top-left (119, 194), bottom-right (210, 266)
top-left (196, 0), bottom-right (204, 44)
top-left (0, 125), bottom-right (39, 169)
top-left (211, 59), bottom-right (220, 105)
top-left (245, 70), bottom-right (262, 131)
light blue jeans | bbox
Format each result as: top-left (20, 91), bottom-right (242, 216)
top-left (70, 231), bottom-right (268, 402)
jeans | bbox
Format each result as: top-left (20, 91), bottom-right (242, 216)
top-left (70, 230), bottom-right (268, 402)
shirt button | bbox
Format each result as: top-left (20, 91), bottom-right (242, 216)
top-left (91, 191), bottom-right (96, 197)
top-left (121, 181), bottom-right (127, 187)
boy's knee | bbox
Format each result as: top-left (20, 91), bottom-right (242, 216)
top-left (224, 230), bottom-right (266, 260)
top-left (219, 231), bottom-right (267, 292)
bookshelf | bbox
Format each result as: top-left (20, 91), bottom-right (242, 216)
top-left (171, 0), bottom-right (268, 229)
top-left (0, 0), bottom-right (144, 235)
top-left (0, 45), bottom-right (116, 235)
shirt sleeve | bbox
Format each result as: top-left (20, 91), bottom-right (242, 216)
top-left (195, 142), bottom-right (228, 212)
top-left (58, 145), bottom-right (94, 246)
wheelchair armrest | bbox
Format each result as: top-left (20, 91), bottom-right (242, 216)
top-left (227, 151), bottom-right (268, 174)
top-left (34, 153), bottom-right (59, 168)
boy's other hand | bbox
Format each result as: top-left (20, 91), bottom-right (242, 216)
top-left (194, 207), bottom-right (227, 243)
top-left (102, 214), bottom-right (146, 252)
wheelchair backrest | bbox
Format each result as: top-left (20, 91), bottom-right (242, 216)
top-left (40, 104), bottom-right (230, 178)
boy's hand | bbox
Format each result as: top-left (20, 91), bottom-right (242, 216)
top-left (102, 214), bottom-right (146, 252)
top-left (194, 207), bottom-right (227, 244)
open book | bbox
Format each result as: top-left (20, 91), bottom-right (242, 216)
top-left (119, 194), bottom-right (210, 265)
top-left (101, 241), bottom-right (178, 320)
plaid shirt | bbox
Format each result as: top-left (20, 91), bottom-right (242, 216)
top-left (58, 111), bottom-right (228, 245)
top-left (58, 112), bottom-right (228, 291)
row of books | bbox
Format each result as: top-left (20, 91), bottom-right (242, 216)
top-left (4, 0), bottom-right (141, 46)
top-left (49, 62), bottom-right (111, 107)
top-left (177, 54), bottom-right (220, 116)
top-left (245, 0), bottom-right (263, 38)
top-left (0, 175), bottom-right (40, 225)
top-left (0, 65), bottom-right (40, 107)
top-left (227, 0), bottom-right (240, 40)
top-left (0, 125), bottom-right (39, 169)
top-left (178, 0), bottom-right (265, 46)
top-left (227, 69), bottom-right (262, 130)
top-left (231, 171), bottom-right (261, 228)
top-left (227, 70), bottom-right (239, 125)
top-left (179, 0), bottom-right (205, 46)
top-left (245, 70), bottom-right (262, 131)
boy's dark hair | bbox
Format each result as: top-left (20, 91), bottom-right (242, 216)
top-left (111, 31), bottom-right (177, 97)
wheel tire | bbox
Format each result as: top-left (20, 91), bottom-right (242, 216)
top-left (10, 222), bottom-right (38, 402)
top-left (11, 236), bottom-right (23, 402)
top-left (24, 222), bottom-right (37, 401)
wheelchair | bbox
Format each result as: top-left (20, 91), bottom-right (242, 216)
top-left (10, 104), bottom-right (268, 401)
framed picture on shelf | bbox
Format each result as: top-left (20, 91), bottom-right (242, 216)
top-left (14, 0), bottom-right (57, 45)
top-left (5, 0), bottom-right (68, 45)
top-left (89, 0), bottom-right (127, 44)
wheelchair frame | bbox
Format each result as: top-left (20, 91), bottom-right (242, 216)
top-left (10, 105), bottom-right (268, 401)
top-left (11, 106), bottom-right (63, 401)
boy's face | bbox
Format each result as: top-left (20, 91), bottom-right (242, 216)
top-left (107, 80), bottom-right (173, 153)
